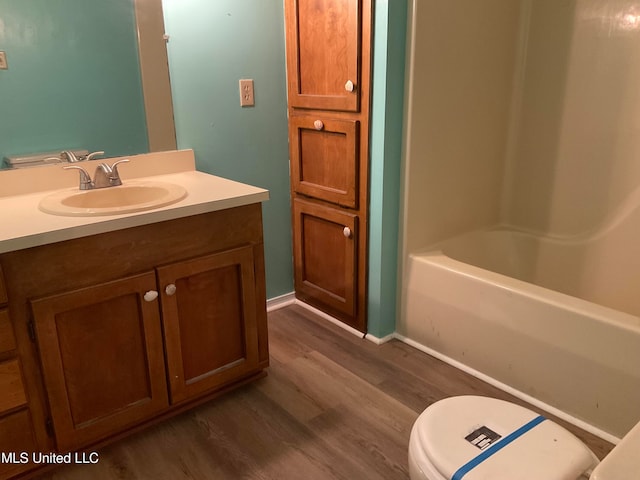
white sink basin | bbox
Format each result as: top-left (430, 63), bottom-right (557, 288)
top-left (39, 181), bottom-right (188, 216)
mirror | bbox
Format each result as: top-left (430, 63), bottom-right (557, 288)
top-left (0, 0), bottom-right (176, 169)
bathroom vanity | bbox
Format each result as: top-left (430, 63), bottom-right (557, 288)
top-left (0, 150), bottom-right (269, 479)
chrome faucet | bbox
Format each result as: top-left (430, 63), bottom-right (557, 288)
top-left (61, 150), bottom-right (105, 163)
top-left (64, 159), bottom-right (130, 190)
top-left (93, 160), bottom-right (129, 188)
top-left (63, 165), bottom-right (94, 190)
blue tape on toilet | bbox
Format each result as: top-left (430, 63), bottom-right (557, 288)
top-left (452, 415), bottom-right (546, 480)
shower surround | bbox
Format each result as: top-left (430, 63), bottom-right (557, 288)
top-left (399, 0), bottom-right (640, 440)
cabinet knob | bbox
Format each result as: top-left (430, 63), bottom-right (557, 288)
top-left (345, 80), bottom-right (355, 92)
top-left (143, 290), bottom-right (158, 302)
top-left (165, 284), bottom-right (177, 296)
top-left (313, 120), bottom-right (324, 130)
top-left (343, 226), bottom-right (352, 238)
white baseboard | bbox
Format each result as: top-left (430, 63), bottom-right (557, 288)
top-left (292, 299), bottom-right (366, 339)
top-left (365, 332), bottom-right (396, 345)
top-left (267, 294), bottom-right (392, 344)
top-left (266, 292), bottom-right (296, 312)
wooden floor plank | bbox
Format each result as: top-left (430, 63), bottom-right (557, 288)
top-left (39, 304), bottom-right (614, 480)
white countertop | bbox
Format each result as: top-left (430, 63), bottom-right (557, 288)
top-left (0, 150), bottom-right (269, 254)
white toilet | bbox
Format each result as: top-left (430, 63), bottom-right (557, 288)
top-left (408, 396), bottom-right (640, 480)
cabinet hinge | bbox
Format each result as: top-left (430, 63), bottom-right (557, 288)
top-left (45, 418), bottom-right (54, 437)
top-left (27, 320), bottom-right (36, 342)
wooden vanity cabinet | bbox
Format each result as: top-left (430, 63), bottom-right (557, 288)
top-left (0, 204), bottom-right (268, 471)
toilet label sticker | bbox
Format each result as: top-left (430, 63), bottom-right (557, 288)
top-left (465, 426), bottom-right (501, 450)
top-left (453, 416), bottom-right (546, 480)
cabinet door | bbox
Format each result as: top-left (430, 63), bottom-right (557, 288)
top-left (157, 246), bottom-right (260, 404)
top-left (293, 198), bottom-right (358, 318)
top-left (285, 0), bottom-right (361, 111)
top-left (31, 272), bottom-right (168, 451)
top-left (290, 115), bottom-right (359, 207)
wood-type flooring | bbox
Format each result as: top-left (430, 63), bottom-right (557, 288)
top-left (39, 304), bottom-right (614, 479)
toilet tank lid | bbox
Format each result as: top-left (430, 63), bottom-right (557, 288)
top-left (590, 419), bottom-right (640, 480)
top-left (414, 396), bottom-right (597, 480)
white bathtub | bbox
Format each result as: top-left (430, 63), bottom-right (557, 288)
top-left (403, 227), bottom-right (640, 440)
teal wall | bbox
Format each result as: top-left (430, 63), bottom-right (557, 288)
top-left (367, 0), bottom-right (408, 337)
top-left (163, 0), bottom-right (408, 332)
top-left (0, 0), bottom-right (148, 163)
top-left (162, 0), bottom-right (293, 299)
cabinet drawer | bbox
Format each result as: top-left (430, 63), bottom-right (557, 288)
top-left (0, 309), bottom-right (16, 354)
top-left (0, 264), bottom-right (7, 305)
top-left (290, 115), bottom-right (359, 207)
top-left (293, 198), bottom-right (358, 318)
top-left (0, 359), bottom-right (27, 414)
top-left (0, 409), bottom-right (38, 478)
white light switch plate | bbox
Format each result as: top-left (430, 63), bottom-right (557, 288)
top-left (239, 79), bottom-right (255, 107)
top-left (0, 51), bottom-right (7, 70)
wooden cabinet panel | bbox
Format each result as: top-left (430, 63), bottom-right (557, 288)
top-left (285, 0), bottom-right (361, 112)
top-left (31, 272), bottom-right (169, 451)
top-left (0, 264), bottom-right (6, 305)
top-left (158, 246), bottom-right (260, 404)
top-left (293, 199), bottom-right (358, 318)
top-left (0, 310), bottom-right (16, 354)
top-left (0, 359), bottom-right (27, 413)
top-left (290, 115), bottom-right (359, 207)
top-left (0, 410), bottom-right (38, 478)
top-left (285, 0), bottom-right (371, 332)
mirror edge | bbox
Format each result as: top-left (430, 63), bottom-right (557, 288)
top-left (135, 0), bottom-right (177, 152)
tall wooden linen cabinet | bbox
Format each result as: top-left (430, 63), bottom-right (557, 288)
top-left (284, 0), bottom-right (372, 332)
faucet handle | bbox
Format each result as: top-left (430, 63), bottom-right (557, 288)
top-left (110, 159), bottom-right (129, 185)
top-left (63, 165), bottom-right (94, 190)
top-left (61, 150), bottom-right (104, 163)
top-left (111, 159), bottom-right (130, 170)
top-left (83, 151), bottom-right (105, 162)
top-left (61, 150), bottom-right (79, 163)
